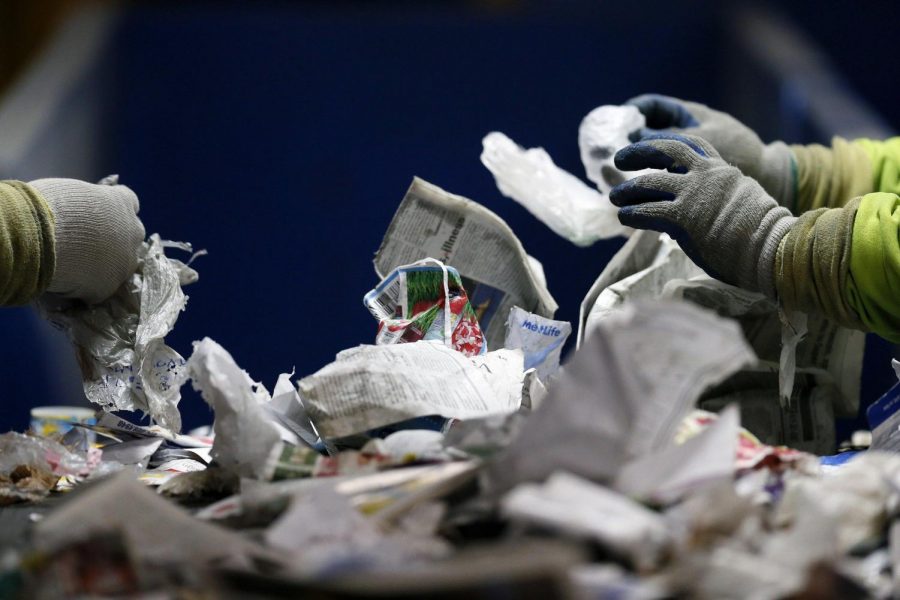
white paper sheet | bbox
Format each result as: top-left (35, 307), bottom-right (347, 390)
top-left (614, 405), bottom-right (740, 503)
top-left (489, 299), bottom-right (754, 491)
top-left (299, 343), bottom-right (523, 438)
top-left (187, 337), bottom-right (283, 480)
top-left (502, 472), bottom-right (669, 571)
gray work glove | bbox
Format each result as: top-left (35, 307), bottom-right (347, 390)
top-left (626, 94), bottom-right (795, 207)
top-left (609, 133), bottom-right (795, 297)
top-left (30, 176), bottom-right (145, 304)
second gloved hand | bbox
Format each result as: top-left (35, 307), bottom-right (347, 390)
top-left (30, 176), bottom-right (145, 304)
top-left (609, 133), bottom-right (795, 297)
top-left (626, 94), bottom-right (795, 205)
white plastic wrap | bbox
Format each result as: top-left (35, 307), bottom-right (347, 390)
top-left (481, 131), bottom-right (627, 246)
top-left (578, 105), bottom-right (653, 193)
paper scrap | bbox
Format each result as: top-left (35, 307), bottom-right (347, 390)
top-left (614, 405), bottom-right (740, 503)
top-left (502, 472), bottom-right (669, 571)
top-left (299, 342), bottom-right (523, 439)
top-left (33, 472), bottom-right (263, 567)
top-left (489, 299), bottom-right (754, 491)
top-left (187, 337), bottom-right (283, 480)
top-left (504, 306), bottom-right (571, 382)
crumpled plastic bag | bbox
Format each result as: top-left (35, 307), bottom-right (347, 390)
top-left (578, 104), bottom-right (653, 193)
top-left (40, 234), bottom-right (204, 432)
top-left (481, 131), bottom-right (627, 246)
top-left (0, 432), bottom-right (96, 504)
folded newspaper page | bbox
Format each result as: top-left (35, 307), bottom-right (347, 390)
top-left (489, 299), bottom-right (754, 492)
top-left (299, 342), bottom-right (524, 439)
top-left (578, 230), bottom-right (865, 442)
top-left (374, 177), bottom-right (557, 350)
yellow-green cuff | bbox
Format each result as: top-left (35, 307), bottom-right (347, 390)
top-left (846, 192), bottom-right (900, 343)
top-left (0, 180), bottom-right (56, 305)
top-left (775, 198), bottom-right (863, 331)
top-left (790, 137), bottom-right (874, 213)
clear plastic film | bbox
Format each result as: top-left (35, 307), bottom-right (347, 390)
top-left (40, 234), bottom-right (204, 432)
top-left (578, 105), bottom-right (653, 193)
top-left (481, 131), bottom-right (626, 246)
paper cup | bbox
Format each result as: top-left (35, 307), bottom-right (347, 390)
top-left (30, 406), bottom-right (97, 440)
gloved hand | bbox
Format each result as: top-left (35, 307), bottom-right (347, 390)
top-left (609, 133), bottom-right (795, 297)
top-left (30, 176), bottom-right (145, 304)
top-left (626, 94), bottom-right (795, 206)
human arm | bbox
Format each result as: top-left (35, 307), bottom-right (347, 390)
top-left (0, 181), bottom-right (55, 305)
top-left (0, 177), bottom-right (144, 306)
top-left (626, 94), bottom-right (900, 215)
top-left (609, 133), bottom-right (900, 343)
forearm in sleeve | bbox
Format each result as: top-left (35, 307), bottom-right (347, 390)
top-left (0, 181), bottom-right (56, 305)
top-left (789, 136), bottom-right (900, 214)
top-left (789, 138), bottom-right (875, 213)
top-left (775, 192), bottom-right (900, 343)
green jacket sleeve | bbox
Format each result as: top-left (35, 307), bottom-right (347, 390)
top-left (790, 137), bottom-right (876, 213)
top-left (0, 181), bottom-right (56, 305)
top-left (844, 192), bottom-right (900, 342)
top-left (776, 137), bottom-right (900, 342)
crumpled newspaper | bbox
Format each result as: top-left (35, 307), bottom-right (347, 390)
top-left (40, 234), bottom-right (203, 432)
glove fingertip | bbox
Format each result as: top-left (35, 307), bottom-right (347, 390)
top-left (617, 206), bottom-right (668, 231)
top-left (614, 142), bottom-right (675, 172)
top-left (628, 127), bottom-right (659, 143)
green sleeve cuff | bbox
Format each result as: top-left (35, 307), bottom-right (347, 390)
top-left (846, 192), bottom-right (900, 343)
top-left (775, 199), bottom-right (863, 331)
top-left (853, 137), bottom-right (900, 197)
top-left (790, 137), bottom-right (874, 213)
top-left (0, 181), bottom-right (56, 306)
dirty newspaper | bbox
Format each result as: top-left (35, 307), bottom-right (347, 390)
top-left (374, 177), bottom-right (557, 350)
